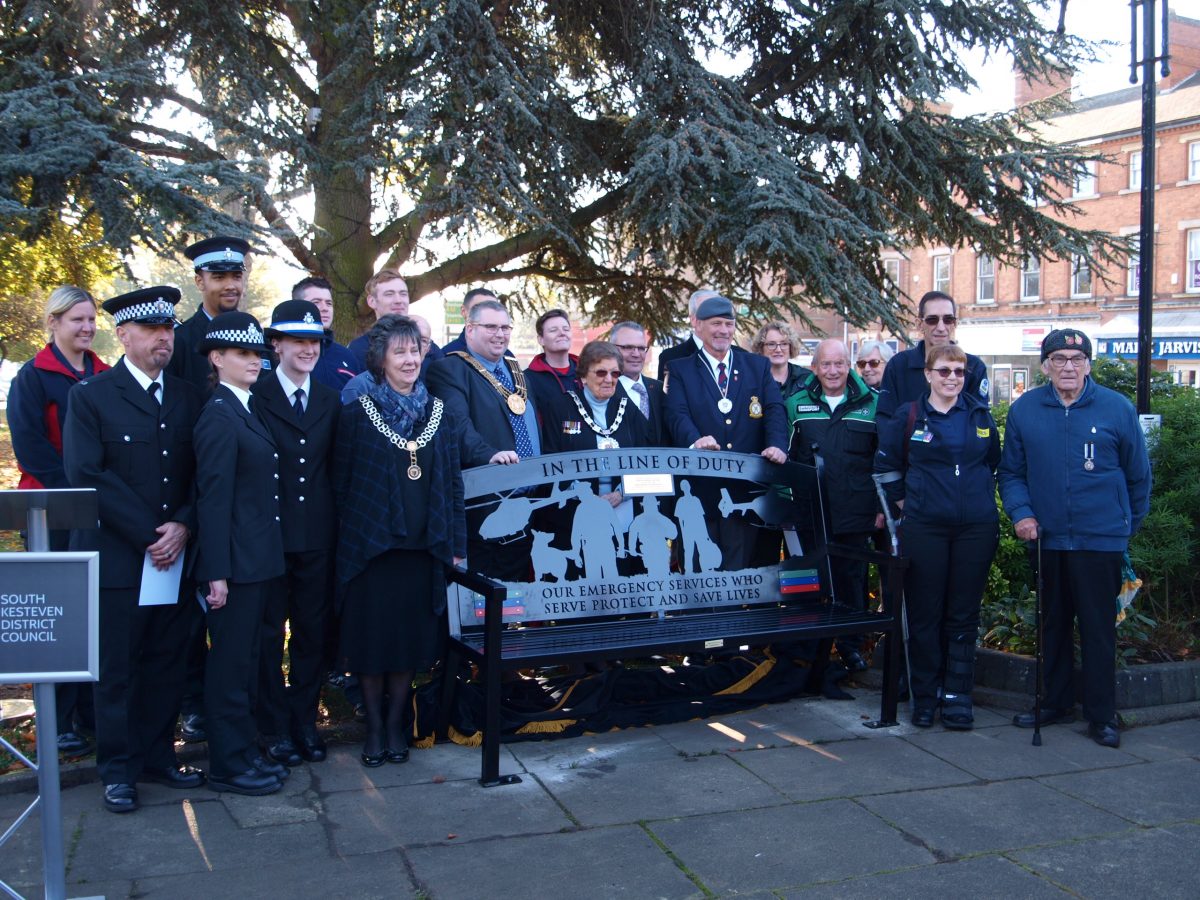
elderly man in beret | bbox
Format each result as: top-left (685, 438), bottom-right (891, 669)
top-left (998, 329), bottom-right (1151, 748)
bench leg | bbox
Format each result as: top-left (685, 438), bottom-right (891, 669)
top-left (479, 658), bottom-right (522, 787)
top-left (863, 625), bottom-right (901, 728)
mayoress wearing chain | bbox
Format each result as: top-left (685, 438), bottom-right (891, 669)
top-left (334, 315), bottom-right (466, 768)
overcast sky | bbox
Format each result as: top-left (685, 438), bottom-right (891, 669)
top-left (950, 0), bottom-right (1200, 114)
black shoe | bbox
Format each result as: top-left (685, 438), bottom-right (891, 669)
top-left (179, 713), bottom-right (207, 743)
top-left (911, 705), bottom-right (936, 728)
top-left (385, 746), bottom-right (409, 764)
top-left (250, 755), bottom-right (289, 779)
top-left (1013, 707), bottom-right (1075, 728)
top-left (821, 666), bottom-right (855, 700)
top-left (292, 725), bottom-right (327, 763)
top-left (208, 770), bottom-right (282, 796)
top-left (58, 731), bottom-right (92, 756)
top-left (360, 743), bottom-right (388, 768)
top-left (140, 764), bottom-right (206, 789)
top-left (264, 737), bottom-right (303, 768)
top-left (353, 703), bottom-right (367, 722)
top-left (940, 693), bottom-right (974, 731)
top-left (103, 783), bottom-right (139, 813)
top-left (1088, 721), bottom-right (1121, 748)
top-left (840, 650), bottom-right (869, 674)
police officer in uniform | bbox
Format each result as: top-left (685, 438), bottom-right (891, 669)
top-left (63, 287), bottom-right (205, 813)
top-left (251, 300), bottom-right (340, 765)
top-left (664, 295), bottom-right (787, 570)
top-left (194, 312), bottom-right (288, 795)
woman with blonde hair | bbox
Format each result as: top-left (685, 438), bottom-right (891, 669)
top-left (751, 320), bottom-right (810, 399)
top-left (9, 285), bottom-right (110, 754)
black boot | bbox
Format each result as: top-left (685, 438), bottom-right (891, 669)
top-left (941, 632), bottom-right (977, 730)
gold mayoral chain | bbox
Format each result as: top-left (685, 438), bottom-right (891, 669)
top-left (452, 352), bottom-right (529, 415)
top-left (568, 391), bottom-right (628, 450)
top-left (359, 395), bottom-right (445, 481)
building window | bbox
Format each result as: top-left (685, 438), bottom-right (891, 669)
top-left (933, 255), bottom-right (950, 295)
top-left (1071, 252), bottom-right (1092, 298)
top-left (1073, 161), bottom-right (1097, 198)
top-left (1190, 142), bottom-right (1200, 181)
top-left (1127, 238), bottom-right (1141, 296)
top-left (1021, 255), bottom-right (1041, 301)
top-left (1188, 229), bottom-right (1200, 293)
top-left (882, 257), bottom-right (900, 291)
top-left (976, 255), bottom-right (995, 303)
top-left (1129, 150), bottom-right (1142, 190)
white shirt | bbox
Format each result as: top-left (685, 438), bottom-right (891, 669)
top-left (824, 392), bottom-right (845, 412)
top-left (221, 382), bottom-right (253, 413)
top-left (122, 357), bottom-right (165, 400)
top-left (698, 346), bottom-right (734, 387)
top-left (276, 367), bottom-right (311, 412)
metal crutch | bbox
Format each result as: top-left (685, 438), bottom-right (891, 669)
top-left (872, 472), bottom-right (915, 716)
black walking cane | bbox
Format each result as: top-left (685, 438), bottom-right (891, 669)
top-left (1033, 533), bottom-right (1044, 747)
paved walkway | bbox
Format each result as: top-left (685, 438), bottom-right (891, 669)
top-left (2, 691), bottom-right (1198, 898)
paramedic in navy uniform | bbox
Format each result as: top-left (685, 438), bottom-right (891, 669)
top-left (63, 286), bottom-right (205, 814)
top-left (663, 294), bottom-right (787, 569)
top-left (193, 312), bottom-right (288, 796)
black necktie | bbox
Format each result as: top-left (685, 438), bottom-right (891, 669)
top-left (293, 388), bottom-right (305, 419)
top-left (147, 382), bottom-right (160, 404)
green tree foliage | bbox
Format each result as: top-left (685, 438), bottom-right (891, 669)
top-left (2, 0), bottom-right (1120, 340)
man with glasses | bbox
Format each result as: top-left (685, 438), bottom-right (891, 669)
top-left (611, 320), bottom-right (665, 445)
top-left (787, 340), bottom-right (880, 675)
top-left (427, 300), bottom-right (544, 580)
top-left (876, 291), bottom-right (988, 422)
top-left (999, 329), bottom-right (1150, 748)
top-left (854, 340), bottom-right (894, 391)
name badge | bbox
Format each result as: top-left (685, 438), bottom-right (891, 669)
top-left (910, 429), bottom-right (933, 443)
top-left (976, 426), bottom-right (991, 438)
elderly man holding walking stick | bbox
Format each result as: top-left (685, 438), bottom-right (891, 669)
top-left (998, 329), bottom-right (1151, 748)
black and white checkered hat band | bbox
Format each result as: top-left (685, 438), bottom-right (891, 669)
top-left (207, 324), bottom-right (265, 344)
top-left (113, 299), bottom-right (177, 324)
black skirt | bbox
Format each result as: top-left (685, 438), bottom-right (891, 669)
top-left (339, 547), bottom-right (444, 674)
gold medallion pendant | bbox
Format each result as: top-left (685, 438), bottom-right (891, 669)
top-left (507, 393), bottom-right (527, 415)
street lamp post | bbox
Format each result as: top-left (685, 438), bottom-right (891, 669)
top-left (1130, 0), bottom-right (1170, 414)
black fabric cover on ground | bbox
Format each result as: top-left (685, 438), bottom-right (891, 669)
top-left (409, 649), bottom-right (836, 748)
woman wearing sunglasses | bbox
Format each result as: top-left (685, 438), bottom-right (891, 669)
top-left (874, 343), bottom-right (1000, 730)
top-left (854, 340), bottom-right (894, 391)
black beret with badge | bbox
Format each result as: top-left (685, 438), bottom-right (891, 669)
top-left (185, 235), bottom-right (251, 272)
top-left (101, 286), bottom-right (181, 326)
top-left (1040, 328), bottom-right (1092, 362)
top-left (695, 295), bottom-right (736, 321)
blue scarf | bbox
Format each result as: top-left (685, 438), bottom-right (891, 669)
top-left (365, 376), bottom-right (429, 440)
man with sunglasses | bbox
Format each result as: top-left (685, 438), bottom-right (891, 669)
top-left (876, 291), bottom-right (988, 422)
top-left (998, 329), bottom-right (1150, 748)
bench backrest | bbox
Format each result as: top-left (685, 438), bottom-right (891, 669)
top-left (447, 449), bottom-right (836, 641)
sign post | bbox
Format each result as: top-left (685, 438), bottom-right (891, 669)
top-left (0, 489), bottom-right (98, 900)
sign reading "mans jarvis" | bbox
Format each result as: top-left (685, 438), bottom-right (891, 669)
top-left (1098, 337), bottom-right (1200, 359)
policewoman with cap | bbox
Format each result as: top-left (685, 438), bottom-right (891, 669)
top-left (335, 315), bottom-right (466, 767)
top-left (250, 300), bottom-right (340, 766)
top-left (193, 311), bottom-right (288, 795)
top-left (63, 287), bottom-right (206, 814)
top-left (874, 342), bottom-right (1000, 730)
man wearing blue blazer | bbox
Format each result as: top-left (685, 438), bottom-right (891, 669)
top-left (664, 295), bottom-right (787, 570)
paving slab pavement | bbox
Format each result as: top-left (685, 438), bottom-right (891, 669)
top-left (1, 688), bottom-right (1196, 899)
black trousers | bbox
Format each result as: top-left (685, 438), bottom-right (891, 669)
top-left (831, 531), bottom-right (873, 656)
top-left (901, 519), bottom-right (998, 705)
top-left (95, 586), bottom-right (197, 785)
top-left (1039, 548), bottom-right (1123, 725)
top-left (257, 550), bottom-right (332, 736)
top-left (204, 580), bottom-right (268, 778)
top-left (180, 612), bottom-right (207, 717)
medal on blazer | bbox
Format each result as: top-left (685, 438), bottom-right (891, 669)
top-left (1083, 441), bottom-right (1095, 471)
top-left (567, 390), bottom-right (627, 450)
top-left (748, 396), bottom-right (763, 418)
top-left (359, 395), bottom-right (444, 480)
top-left (717, 398), bottom-right (733, 414)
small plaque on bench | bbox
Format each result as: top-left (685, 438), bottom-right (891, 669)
top-left (621, 472), bottom-right (675, 496)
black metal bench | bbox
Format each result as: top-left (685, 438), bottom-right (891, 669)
top-left (440, 449), bottom-right (906, 786)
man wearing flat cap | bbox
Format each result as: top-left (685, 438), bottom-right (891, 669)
top-left (250, 299), bottom-right (340, 766)
top-left (998, 328), bottom-right (1151, 748)
top-left (167, 235), bottom-right (252, 393)
top-left (664, 295), bottom-right (787, 569)
top-left (63, 286), bottom-right (206, 813)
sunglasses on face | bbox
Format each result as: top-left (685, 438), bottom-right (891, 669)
top-left (855, 359), bottom-right (882, 369)
top-left (930, 367), bottom-right (965, 378)
top-left (589, 368), bottom-right (620, 379)
top-left (923, 314), bottom-right (956, 326)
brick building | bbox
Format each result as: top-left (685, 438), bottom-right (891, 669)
top-left (829, 13), bottom-right (1200, 400)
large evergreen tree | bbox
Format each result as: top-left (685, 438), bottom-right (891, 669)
top-left (1, 0), bottom-right (1112, 339)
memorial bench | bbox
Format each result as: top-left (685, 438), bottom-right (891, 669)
top-left (438, 449), bottom-right (906, 786)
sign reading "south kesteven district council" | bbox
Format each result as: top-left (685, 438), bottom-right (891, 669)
top-left (0, 553), bottom-right (98, 683)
